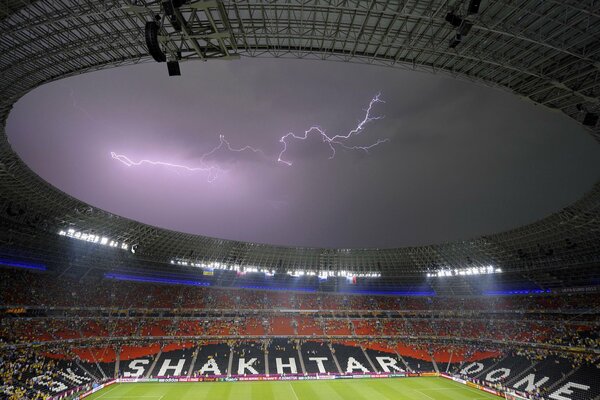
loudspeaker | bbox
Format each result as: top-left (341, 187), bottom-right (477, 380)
top-left (167, 61), bottom-right (181, 76)
top-left (583, 113), bottom-right (599, 127)
top-left (145, 21), bottom-right (166, 62)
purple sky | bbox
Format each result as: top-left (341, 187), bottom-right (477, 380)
top-left (6, 58), bottom-right (600, 248)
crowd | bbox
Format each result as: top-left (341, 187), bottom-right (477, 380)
top-left (2, 269), bottom-right (599, 312)
top-left (2, 314), bottom-right (597, 350)
top-left (0, 268), bottom-right (598, 399)
top-left (0, 348), bottom-right (59, 400)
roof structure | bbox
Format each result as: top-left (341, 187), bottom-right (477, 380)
top-left (0, 0), bottom-right (599, 291)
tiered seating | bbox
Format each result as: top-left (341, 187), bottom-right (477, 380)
top-left (456, 353), bottom-right (503, 376)
top-left (81, 320), bottom-right (109, 337)
top-left (176, 320), bottom-right (204, 336)
top-left (300, 341), bottom-right (337, 374)
top-left (111, 319), bottom-right (138, 336)
top-left (551, 362), bottom-right (600, 400)
top-left (1, 268), bottom-right (599, 399)
top-left (295, 317), bottom-right (323, 335)
top-left (474, 354), bottom-right (532, 383)
top-left (239, 317), bottom-right (266, 335)
top-left (382, 318), bottom-right (410, 336)
top-left (294, 293), bottom-right (319, 309)
top-left (267, 339), bottom-right (300, 374)
top-left (192, 342), bottom-right (230, 376)
top-left (507, 354), bottom-right (573, 395)
top-left (119, 344), bottom-right (161, 378)
top-left (323, 319), bottom-right (352, 335)
top-left (395, 343), bottom-right (435, 372)
top-left (270, 317), bottom-right (295, 335)
top-left (409, 320), bottom-right (436, 336)
top-left (204, 319), bottom-right (233, 335)
top-left (178, 286), bottom-right (208, 308)
top-left (353, 319), bottom-right (380, 336)
top-left (152, 345), bottom-right (196, 377)
top-left (402, 355), bottom-right (435, 372)
top-left (332, 342), bottom-right (373, 373)
top-left (140, 320), bottom-right (171, 336)
top-left (231, 341), bottom-right (266, 375)
top-left (364, 345), bottom-right (405, 373)
top-left (2, 269), bottom-right (600, 314)
top-left (72, 347), bottom-right (116, 378)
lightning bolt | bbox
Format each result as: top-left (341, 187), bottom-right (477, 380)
top-left (111, 93), bottom-right (389, 179)
top-left (111, 135), bottom-right (263, 182)
top-left (277, 93), bottom-right (388, 166)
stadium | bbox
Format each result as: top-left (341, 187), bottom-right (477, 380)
top-left (1, 1), bottom-right (599, 400)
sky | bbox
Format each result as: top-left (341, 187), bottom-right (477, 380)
top-left (6, 58), bottom-right (600, 249)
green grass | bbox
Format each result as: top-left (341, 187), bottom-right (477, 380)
top-left (85, 377), bottom-right (500, 400)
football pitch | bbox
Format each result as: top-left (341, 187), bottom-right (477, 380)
top-left (85, 377), bottom-right (501, 400)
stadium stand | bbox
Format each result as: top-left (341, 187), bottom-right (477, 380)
top-left (192, 341), bottom-right (230, 377)
top-left (300, 341), bottom-right (338, 374)
top-left (0, 268), bottom-right (598, 399)
top-left (231, 341), bottom-right (266, 375)
top-left (267, 339), bottom-right (301, 375)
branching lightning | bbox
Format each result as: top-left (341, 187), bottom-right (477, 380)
top-left (277, 93), bottom-right (388, 166)
top-left (111, 134), bottom-right (263, 182)
top-left (111, 93), bottom-right (388, 180)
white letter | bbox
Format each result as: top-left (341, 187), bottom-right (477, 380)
top-left (275, 358), bottom-right (298, 374)
top-left (308, 357), bottom-right (329, 373)
top-left (346, 357), bottom-right (369, 373)
top-left (124, 359), bottom-right (149, 377)
top-left (549, 382), bottom-right (590, 400)
top-left (485, 368), bottom-right (510, 382)
top-left (157, 359), bottom-right (186, 377)
top-left (513, 374), bottom-right (549, 392)
top-left (59, 368), bottom-right (91, 385)
top-left (238, 358), bottom-right (259, 375)
top-left (199, 358), bottom-right (222, 375)
top-left (35, 377), bottom-right (68, 393)
top-left (376, 357), bottom-right (403, 373)
top-left (460, 362), bottom-right (483, 375)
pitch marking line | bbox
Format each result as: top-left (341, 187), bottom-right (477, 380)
top-left (457, 383), bottom-right (503, 399)
top-left (413, 389), bottom-right (436, 400)
top-left (289, 382), bottom-right (300, 400)
top-left (100, 397), bottom-right (162, 399)
top-left (421, 387), bottom-right (495, 399)
top-left (100, 397), bottom-right (163, 399)
top-left (92, 385), bottom-right (119, 399)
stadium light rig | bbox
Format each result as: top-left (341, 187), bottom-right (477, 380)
top-left (170, 258), bottom-right (380, 280)
top-left (426, 266), bottom-right (502, 277)
top-left (58, 228), bottom-right (129, 251)
top-left (136, 0), bottom-right (239, 77)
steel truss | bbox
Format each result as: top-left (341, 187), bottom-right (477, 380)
top-left (0, 0), bottom-right (599, 292)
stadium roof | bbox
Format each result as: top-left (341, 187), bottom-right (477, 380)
top-left (0, 0), bottom-right (599, 289)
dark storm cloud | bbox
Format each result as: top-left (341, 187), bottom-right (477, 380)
top-left (6, 58), bottom-right (600, 248)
